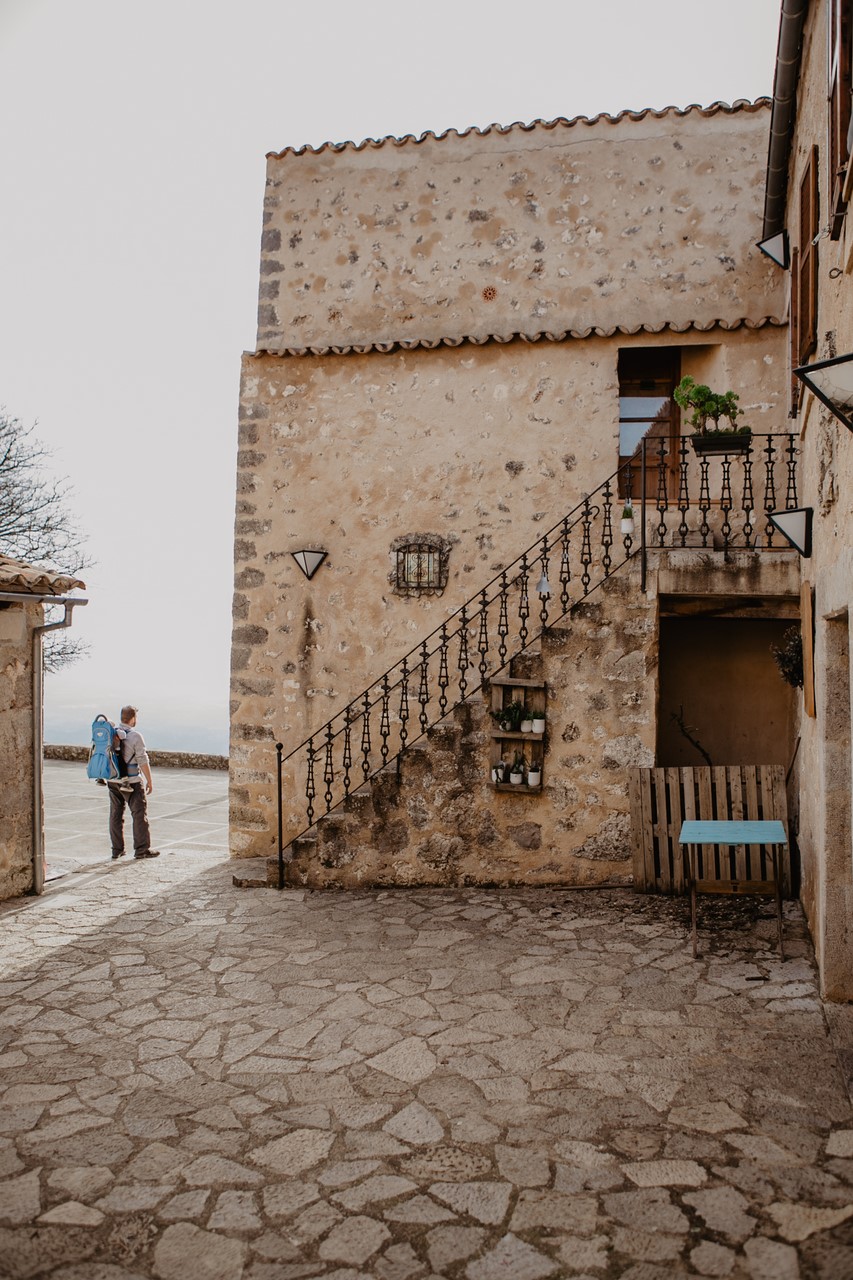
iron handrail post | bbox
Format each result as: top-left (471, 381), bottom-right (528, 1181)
top-left (276, 742), bottom-right (285, 890)
top-left (640, 437), bottom-right (648, 593)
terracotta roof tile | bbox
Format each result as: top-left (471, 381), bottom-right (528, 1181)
top-left (253, 315), bottom-right (785, 361)
top-left (0, 556), bottom-right (86, 595)
top-left (266, 99), bottom-right (771, 160)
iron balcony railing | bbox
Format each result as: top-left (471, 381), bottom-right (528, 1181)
top-left (274, 432), bottom-right (800, 885)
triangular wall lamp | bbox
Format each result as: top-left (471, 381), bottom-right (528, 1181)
top-left (794, 351), bottom-right (853, 433)
top-left (756, 229), bottom-right (790, 269)
top-left (291, 549), bottom-right (327, 580)
top-left (768, 508), bottom-right (812, 558)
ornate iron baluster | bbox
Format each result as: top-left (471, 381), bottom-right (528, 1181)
top-left (698, 455), bottom-right (711, 546)
top-left (720, 455), bottom-right (733, 548)
top-left (418, 642), bottom-right (430, 735)
top-left (655, 438), bottom-right (669, 546)
top-left (342, 704), bottom-right (353, 797)
top-left (677, 437), bottom-right (690, 546)
top-left (517, 554), bottom-right (530, 649)
top-left (323, 724), bottom-right (334, 813)
top-left (763, 435), bottom-right (778, 545)
top-left (438, 625), bottom-right (450, 717)
top-left (601, 483), bottom-right (613, 577)
top-left (497, 572), bottom-right (509, 667)
top-left (538, 536), bottom-right (551, 629)
top-left (457, 606), bottom-right (470, 702)
top-left (742, 446), bottom-right (755, 548)
top-left (305, 738), bottom-right (316, 827)
top-left (360, 691), bottom-right (372, 782)
top-left (580, 500), bottom-right (593, 595)
top-left (477, 589), bottom-right (490, 684)
top-left (559, 519), bottom-right (571, 615)
top-left (785, 435), bottom-right (799, 509)
top-left (379, 675), bottom-right (391, 768)
top-left (398, 657), bottom-right (410, 755)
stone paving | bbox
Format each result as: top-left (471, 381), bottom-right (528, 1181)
top-left (2, 853), bottom-right (853, 1279)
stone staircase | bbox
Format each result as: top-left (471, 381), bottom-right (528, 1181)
top-left (238, 560), bottom-right (658, 890)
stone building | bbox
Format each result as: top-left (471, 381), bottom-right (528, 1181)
top-left (230, 97), bottom-right (802, 887)
top-left (0, 557), bottom-right (85, 901)
top-left (764, 0), bottom-right (853, 997)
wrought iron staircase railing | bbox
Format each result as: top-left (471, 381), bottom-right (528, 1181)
top-left (274, 433), bottom-right (800, 885)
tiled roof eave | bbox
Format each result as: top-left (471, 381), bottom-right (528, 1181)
top-left (266, 99), bottom-right (771, 161)
top-left (0, 556), bottom-right (86, 596)
top-left (251, 316), bottom-right (786, 360)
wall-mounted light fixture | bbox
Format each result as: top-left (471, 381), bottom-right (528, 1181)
top-left (768, 508), bottom-right (813, 558)
top-left (794, 351), bottom-right (853, 433)
top-left (756, 229), bottom-right (790, 269)
top-left (291, 550), bottom-right (327, 580)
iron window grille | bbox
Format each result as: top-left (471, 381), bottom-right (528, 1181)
top-left (395, 542), bottom-right (449, 595)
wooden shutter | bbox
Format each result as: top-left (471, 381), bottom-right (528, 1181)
top-left (828, 0), bottom-right (852, 239)
top-left (798, 147), bottom-right (819, 364)
top-left (789, 245), bottom-right (800, 417)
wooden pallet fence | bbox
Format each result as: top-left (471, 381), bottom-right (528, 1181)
top-left (630, 765), bottom-right (791, 896)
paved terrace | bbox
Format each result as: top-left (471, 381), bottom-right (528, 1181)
top-left (1, 770), bottom-right (853, 1278)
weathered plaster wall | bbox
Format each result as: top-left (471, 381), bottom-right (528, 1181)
top-left (259, 104), bottom-right (784, 352)
top-left (783, 0), bottom-right (853, 998)
top-left (232, 99), bottom-right (793, 868)
top-left (0, 603), bottom-right (36, 900)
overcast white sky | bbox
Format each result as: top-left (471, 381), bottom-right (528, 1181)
top-left (0, 0), bottom-right (781, 752)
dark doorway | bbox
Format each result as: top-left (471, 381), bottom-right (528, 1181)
top-left (658, 617), bottom-right (797, 767)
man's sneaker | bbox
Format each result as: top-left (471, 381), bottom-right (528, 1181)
top-left (134, 850), bottom-right (161, 859)
top-left (111, 851), bottom-right (125, 860)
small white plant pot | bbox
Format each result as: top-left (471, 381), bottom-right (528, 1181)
top-left (527, 771), bottom-right (541, 787)
top-left (532, 718), bottom-right (546, 734)
top-left (520, 719), bottom-right (534, 734)
top-left (621, 518), bottom-right (635, 536)
top-left (509, 771), bottom-right (524, 785)
top-left (491, 767), bottom-right (504, 784)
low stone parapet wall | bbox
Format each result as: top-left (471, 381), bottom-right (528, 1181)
top-left (45, 745), bottom-right (228, 771)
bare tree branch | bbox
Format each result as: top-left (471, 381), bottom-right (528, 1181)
top-left (0, 407), bottom-right (91, 670)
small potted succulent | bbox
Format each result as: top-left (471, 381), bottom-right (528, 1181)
top-left (527, 761), bottom-right (542, 787)
top-left (532, 714), bottom-right (546, 734)
top-left (491, 700), bottom-right (525, 733)
top-left (673, 376), bottom-right (753, 455)
top-left (509, 750), bottom-right (526, 785)
top-left (520, 712), bottom-right (534, 733)
top-left (620, 502), bottom-right (635, 537)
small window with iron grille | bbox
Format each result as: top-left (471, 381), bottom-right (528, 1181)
top-left (391, 535), bottom-right (450, 596)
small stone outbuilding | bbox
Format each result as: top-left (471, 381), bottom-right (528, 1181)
top-left (0, 557), bottom-right (86, 900)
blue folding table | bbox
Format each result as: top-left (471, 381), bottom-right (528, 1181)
top-left (678, 819), bottom-right (787, 958)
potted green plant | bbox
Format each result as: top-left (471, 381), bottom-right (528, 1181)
top-left (620, 502), bottom-right (635, 536)
top-left (673, 376), bottom-right (753, 455)
top-left (527, 761), bottom-right (542, 787)
top-left (509, 750), bottom-right (526, 785)
top-left (491, 700), bottom-right (524, 733)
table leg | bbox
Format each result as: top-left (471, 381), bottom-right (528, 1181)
top-left (771, 845), bottom-right (784, 959)
top-left (690, 846), bottom-right (698, 959)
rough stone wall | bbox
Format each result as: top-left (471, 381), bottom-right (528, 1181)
top-left (259, 104), bottom-right (784, 351)
top-left (0, 603), bottom-right (37, 900)
top-left (783, 0), bottom-right (853, 997)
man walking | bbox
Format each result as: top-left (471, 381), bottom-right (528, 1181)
top-left (109, 706), bottom-right (160, 860)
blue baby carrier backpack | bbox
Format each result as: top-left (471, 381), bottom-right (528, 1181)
top-left (86, 714), bottom-right (124, 783)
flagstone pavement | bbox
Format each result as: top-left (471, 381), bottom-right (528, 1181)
top-left (3, 838), bottom-right (853, 1277)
